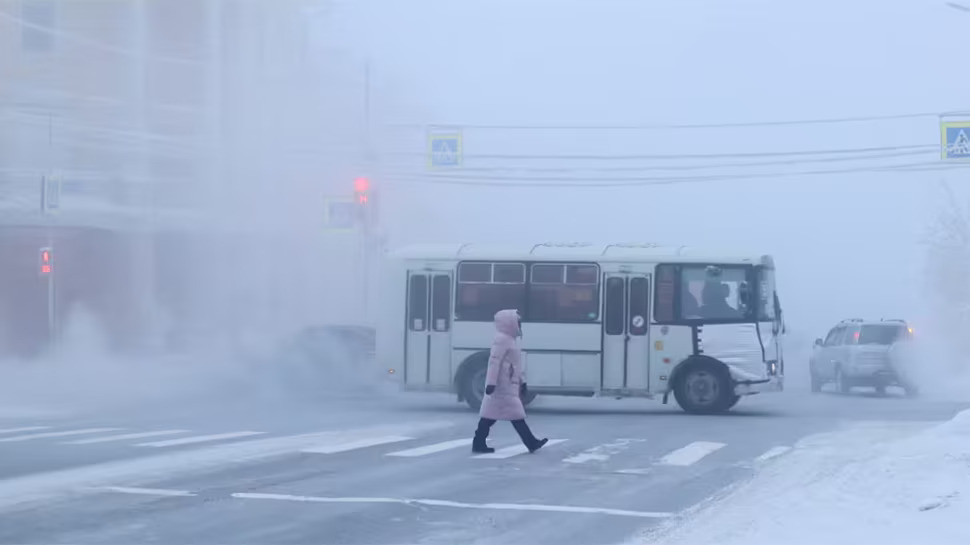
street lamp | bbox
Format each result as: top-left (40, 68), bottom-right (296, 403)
top-left (945, 2), bottom-right (970, 12)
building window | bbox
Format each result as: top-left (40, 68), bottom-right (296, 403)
top-left (21, 0), bottom-right (56, 52)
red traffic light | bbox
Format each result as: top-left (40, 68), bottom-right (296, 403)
top-left (354, 177), bottom-right (370, 193)
top-left (39, 247), bottom-right (52, 275)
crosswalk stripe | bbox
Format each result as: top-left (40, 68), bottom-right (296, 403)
top-left (0, 428), bottom-right (122, 443)
top-left (386, 439), bottom-right (470, 457)
top-left (302, 435), bottom-right (413, 454)
top-left (136, 431), bottom-right (265, 447)
top-left (65, 430), bottom-right (191, 445)
top-left (473, 439), bottom-right (568, 459)
top-left (657, 441), bottom-right (726, 466)
top-left (0, 426), bottom-right (51, 435)
top-left (100, 486), bottom-right (196, 497)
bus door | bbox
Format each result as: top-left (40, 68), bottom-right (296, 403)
top-left (405, 271), bottom-right (453, 385)
top-left (602, 274), bottom-right (651, 390)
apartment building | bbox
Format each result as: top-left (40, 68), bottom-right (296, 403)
top-left (0, 0), bottom-right (372, 359)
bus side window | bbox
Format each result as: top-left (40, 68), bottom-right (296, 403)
top-left (654, 265), bottom-right (676, 323)
top-left (605, 277), bottom-right (625, 335)
top-left (431, 275), bottom-right (451, 332)
top-left (629, 277), bottom-right (649, 336)
top-left (408, 275), bottom-right (428, 331)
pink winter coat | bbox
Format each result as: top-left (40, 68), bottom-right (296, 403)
top-left (479, 309), bottom-right (527, 421)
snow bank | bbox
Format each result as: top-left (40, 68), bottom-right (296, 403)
top-left (639, 411), bottom-right (970, 545)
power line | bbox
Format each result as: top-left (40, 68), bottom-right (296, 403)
top-left (386, 111), bottom-right (961, 131)
top-left (376, 144), bottom-right (938, 161)
top-left (381, 161), bottom-right (970, 188)
top-left (380, 148), bottom-right (936, 174)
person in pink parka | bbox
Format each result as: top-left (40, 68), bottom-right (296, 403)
top-left (472, 309), bottom-right (549, 454)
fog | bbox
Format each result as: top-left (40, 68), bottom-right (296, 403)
top-left (3, 0), bottom-right (970, 410)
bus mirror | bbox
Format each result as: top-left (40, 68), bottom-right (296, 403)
top-left (814, 338), bottom-right (823, 347)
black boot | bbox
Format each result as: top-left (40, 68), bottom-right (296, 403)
top-left (472, 418), bottom-right (495, 453)
top-left (512, 419), bottom-right (548, 453)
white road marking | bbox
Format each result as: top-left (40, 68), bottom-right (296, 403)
top-left (563, 438), bottom-right (646, 464)
top-left (231, 492), bottom-right (674, 519)
top-left (99, 486), bottom-right (196, 497)
top-left (385, 438), bottom-right (469, 457)
top-left (302, 435), bottom-right (413, 454)
top-left (65, 430), bottom-right (190, 445)
top-left (0, 428), bottom-right (122, 443)
top-left (615, 468), bottom-right (653, 475)
top-left (657, 441), bottom-right (726, 466)
top-left (474, 439), bottom-right (567, 459)
top-left (0, 427), bottom-right (50, 435)
top-left (755, 445), bottom-right (792, 462)
top-left (136, 431), bottom-right (265, 447)
top-left (0, 420), bottom-right (455, 511)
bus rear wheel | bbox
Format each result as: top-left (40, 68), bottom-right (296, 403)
top-left (460, 362), bottom-right (488, 411)
top-left (673, 361), bottom-right (734, 415)
top-left (459, 360), bottom-right (538, 411)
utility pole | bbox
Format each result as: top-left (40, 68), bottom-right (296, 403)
top-left (42, 113), bottom-right (56, 353)
top-left (360, 58), bottom-right (375, 323)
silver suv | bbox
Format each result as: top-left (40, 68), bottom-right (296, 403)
top-left (809, 319), bottom-right (918, 396)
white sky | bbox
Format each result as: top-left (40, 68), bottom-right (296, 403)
top-left (314, 0), bottom-right (970, 335)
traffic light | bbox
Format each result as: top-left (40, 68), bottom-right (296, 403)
top-left (39, 246), bottom-right (52, 275)
top-left (353, 177), bottom-right (374, 228)
top-left (354, 177), bottom-right (370, 205)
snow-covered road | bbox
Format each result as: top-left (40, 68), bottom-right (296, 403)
top-left (0, 382), bottom-right (967, 544)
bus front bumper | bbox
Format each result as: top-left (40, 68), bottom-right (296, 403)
top-left (733, 375), bottom-right (784, 395)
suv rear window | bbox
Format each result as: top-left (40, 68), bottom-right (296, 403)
top-left (858, 325), bottom-right (904, 345)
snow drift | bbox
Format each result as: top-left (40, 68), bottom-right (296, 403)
top-left (638, 409), bottom-right (970, 545)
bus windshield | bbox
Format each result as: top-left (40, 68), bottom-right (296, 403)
top-left (680, 265), bottom-right (752, 321)
top-left (758, 266), bottom-right (777, 322)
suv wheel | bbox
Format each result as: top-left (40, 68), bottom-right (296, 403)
top-left (810, 367), bottom-right (823, 393)
top-left (835, 366), bottom-right (852, 395)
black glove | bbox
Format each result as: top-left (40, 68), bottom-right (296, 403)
top-left (520, 383), bottom-right (528, 396)
top-left (485, 385), bottom-right (496, 395)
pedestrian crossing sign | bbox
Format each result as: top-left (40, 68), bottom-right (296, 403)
top-left (941, 120), bottom-right (970, 160)
top-left (427, 128), bottom-right (462, 169)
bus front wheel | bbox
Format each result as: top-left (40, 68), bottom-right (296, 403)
top-left (673, 360), bottom-right (734, 415)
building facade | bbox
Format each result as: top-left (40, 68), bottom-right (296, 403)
top-left (0, 0), bottom-right (375, 359)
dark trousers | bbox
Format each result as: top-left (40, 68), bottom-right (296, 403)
top-left (473, 417), bottom-right (539, 448)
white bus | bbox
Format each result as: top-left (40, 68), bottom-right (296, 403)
top-left (376, 242), bottom-right (785, 414)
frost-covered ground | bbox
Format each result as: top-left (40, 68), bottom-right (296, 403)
top-left (639, 407), bottom-right (970, 545)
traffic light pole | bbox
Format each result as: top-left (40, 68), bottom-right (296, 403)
top-left (42, 114), bottom-right (57, 354)
top-left (361, 58), bottom-right (374, 323)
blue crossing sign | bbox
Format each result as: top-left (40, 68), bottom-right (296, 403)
top-left (941, 120), bottom-right (970, 160)
top-left (427, 128), bottom-right (462, 168)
